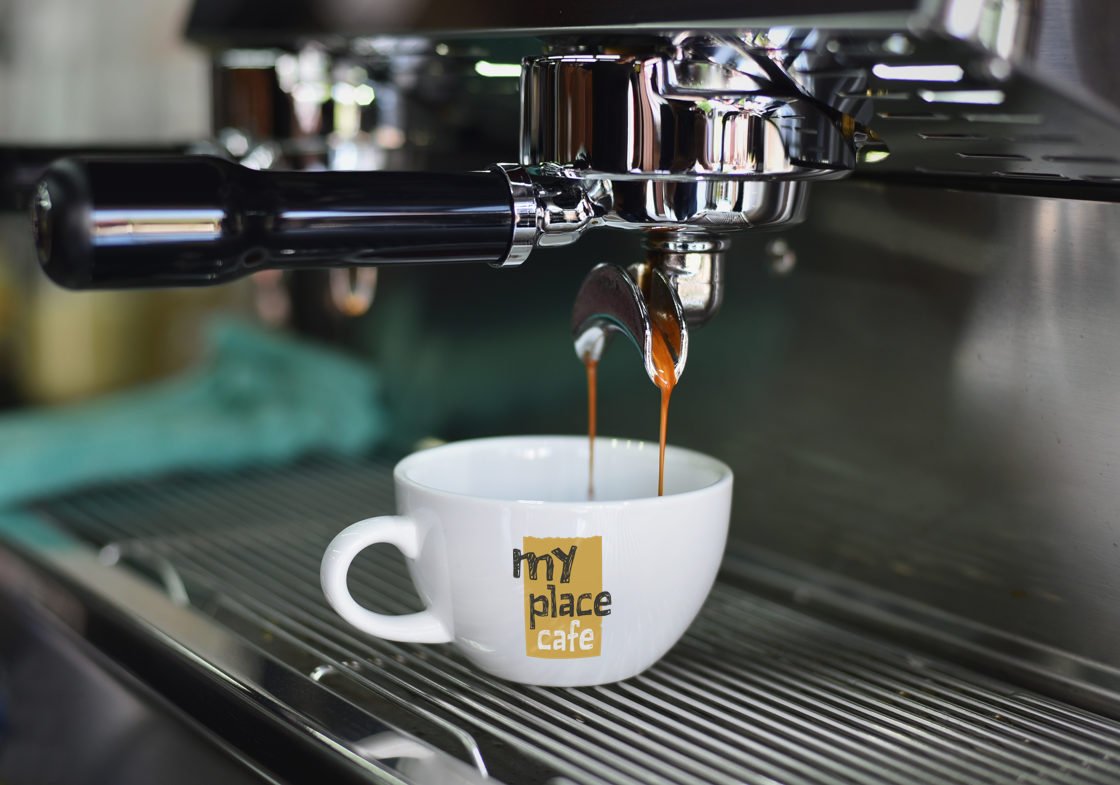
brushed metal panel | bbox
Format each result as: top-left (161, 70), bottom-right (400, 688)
top-left (716, 179), bottom-right (1120, 669)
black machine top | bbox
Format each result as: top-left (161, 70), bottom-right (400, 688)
top-left (184, 0), bottom-right (921, 48)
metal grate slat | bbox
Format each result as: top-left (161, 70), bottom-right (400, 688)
top-left (689, 602), bottom-right (1120, 776)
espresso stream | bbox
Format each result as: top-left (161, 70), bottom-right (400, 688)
top-left (649, 320), bottom-right (679, 497)
top-left (584, 355), bottom-right (598, 498)
top-left (583, 315), bottom-right (678, 499)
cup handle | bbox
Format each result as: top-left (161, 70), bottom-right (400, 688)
top-left (320, 516), bottom-right (453, 643)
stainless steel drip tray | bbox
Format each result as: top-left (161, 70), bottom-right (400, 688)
top-left (5, 455), bottom-right (1120, 785)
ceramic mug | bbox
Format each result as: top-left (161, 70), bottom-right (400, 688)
top-left (320, 435), bottom-right (732, 686)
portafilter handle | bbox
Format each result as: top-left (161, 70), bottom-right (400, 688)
top-left (31, 155), bottom-right (523, 289)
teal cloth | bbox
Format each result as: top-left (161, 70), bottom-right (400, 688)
top-left (0, 510), bottom-right (77, 551)
top-left (0, 320), bottom-right (385, 509)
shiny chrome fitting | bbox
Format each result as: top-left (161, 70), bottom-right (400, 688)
top-left (521, 50), bottom-right (858, 181)
top-left (492, 163), bottom-right (538, 268)
top-left (644, 233), bottom-right (728, 327)
top-left (493, 163), bottom-right (612, 264)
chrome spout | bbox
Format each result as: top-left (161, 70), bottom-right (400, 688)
top-left (571, 263), bottom-right (687, 386)
top-left (643, 232), bottom-right (727, 328)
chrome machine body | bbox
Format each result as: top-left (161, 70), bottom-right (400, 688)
top-left (7, 1), bottom-right (1120, 784)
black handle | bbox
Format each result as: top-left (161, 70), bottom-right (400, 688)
top-left (1, 145), bottom-right (193, 211)
top-left (32, 155), bottom-right (516, 289)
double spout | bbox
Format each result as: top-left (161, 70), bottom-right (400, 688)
top-left (572, 263), bottom-right (687, 389)
top-left (570, 232), bottom-right (727, 388)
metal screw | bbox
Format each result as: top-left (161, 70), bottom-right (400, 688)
top-left (882, 34), bottom-right (914, 56)
top-left (766, 238), bottom-right (796, 275)
top-left (981, 56), bottom-right (1013, 83)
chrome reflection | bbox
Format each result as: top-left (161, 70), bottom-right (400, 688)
top-left (522, 50), bottom-right (860, 180)
top-left (355, 731), bottom-right (489, 784)
top-left (91, 209), bottom-right (223, 245)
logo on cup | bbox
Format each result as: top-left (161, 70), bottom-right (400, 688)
top-left (513, 536), bottom-right (611, 658)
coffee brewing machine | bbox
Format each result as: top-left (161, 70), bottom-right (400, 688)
top-left (30, 27), bottom-right (886, 381)
top-left (7, 1), bottom-right (1120, 784)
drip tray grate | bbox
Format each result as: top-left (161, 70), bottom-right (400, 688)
top-left (32, 455), bottom-right (1120, 785)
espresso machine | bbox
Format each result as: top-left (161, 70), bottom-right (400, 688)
top-left (5, 1), bottom-right (1120, 783)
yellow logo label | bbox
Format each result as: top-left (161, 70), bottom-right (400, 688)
top-left (514, 536), bottom-right (610, 658)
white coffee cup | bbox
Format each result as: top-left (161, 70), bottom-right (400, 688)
top-left (320, 435), bottom-right (732, 686)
